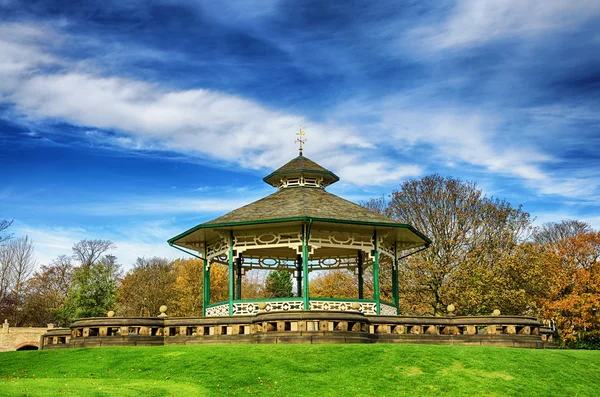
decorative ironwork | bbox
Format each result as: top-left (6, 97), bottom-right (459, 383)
top-left (206, 303), bottom-right (229, 317)
top-left (206, 235), bottom-right (229, 262)
top-left (309, 230), bottom-right (374, 259)
top-left (309, 300), bottom-right (378, 315)
top-left (242, 256), bottom-right (295, 270)
top-left (234, 227), bottom-right (302, 256)
top-left (278, 176), bottom-right (325, 189)
top-left (380, 303), bottom-right (398, 316)
top-left (310, 256), bottom-right (359, 270)
top-left (232, 300), bottom-right (304, 315)
top-left (377, 234), bottom-right (396, 260)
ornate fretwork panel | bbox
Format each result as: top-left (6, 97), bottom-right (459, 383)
top-left (377, 234), bottom-right (396, 260)
top-left (206, 234), bottom-right (229, 262)
top-left (309, 230), bottom-right (374, 259)
top-left (234, 227), bottom-right (302, 255)
top-left (380, 303), bottom-right (398, 316)
top-left (310, 256), bottom-right (359, 270)
top-left (232, 300), bottom-right (304, 315)
top-left (309, 300), bottom-right (356, 312)
top-left (278, 176), bottom-right (325, 189)
top-left (206, 303), bottom-right (229, 317)
top-left (308, 300), bottom-right (377, 315)
top-left (358, 302), bottom-right (377, 315)
top-left (242, 256), bottom-right (296, 270)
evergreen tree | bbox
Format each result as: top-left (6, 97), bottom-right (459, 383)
top-left (265, 270), bottom-right (292, 298)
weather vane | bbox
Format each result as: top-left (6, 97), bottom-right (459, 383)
top-left (295, 126), bottom-right (307, 155)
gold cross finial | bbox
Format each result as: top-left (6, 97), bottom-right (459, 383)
top-left (295, 126), bottom-right (307, 155)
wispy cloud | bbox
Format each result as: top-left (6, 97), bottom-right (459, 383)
top-left (409, 0), bottom-right (600, 50)
top-left (13, 220), bottom-right (189, 270)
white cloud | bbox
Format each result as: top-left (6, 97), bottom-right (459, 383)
top-left (410, 0), bottom-right (600, 49)
top-left (68, 195), bottom-right (263, 216)
top-left (13, 221), bottom-right (190, 271)
top-left (1, 22), bottom-right (411, 187)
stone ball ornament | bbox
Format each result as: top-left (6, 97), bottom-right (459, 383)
top-left (351, 302), bottom-right (361, 310)
top-left (258, 302), bottom-right (267, 310)
top-left (492, 309), bottom-right (501, 316)
top-left (158, 305), bottom-right (168, 317)
top-left (107, 311), bottom-right (115, 318)
top-left (447, 304), bottom-right (455, 313)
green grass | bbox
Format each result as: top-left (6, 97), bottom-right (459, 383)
top-left (1, 344), bottom-right (599, 396)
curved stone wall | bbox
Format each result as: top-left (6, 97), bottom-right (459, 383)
top-left (41, 312), bottom-right (554, 349)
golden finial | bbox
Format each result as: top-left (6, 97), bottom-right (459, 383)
top-left (295, 126), bottom-right (307, 156)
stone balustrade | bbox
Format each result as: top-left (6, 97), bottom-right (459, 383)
top-left (41, 311), bottom-right (553, 349)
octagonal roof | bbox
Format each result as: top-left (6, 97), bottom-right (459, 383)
top-left (168, 153), bottom-right (431, 249)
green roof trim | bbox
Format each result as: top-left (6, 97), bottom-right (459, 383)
top-left (262, 169), bottom-right (340, 184)
top-left (167, 216), bottom-right (432, 245)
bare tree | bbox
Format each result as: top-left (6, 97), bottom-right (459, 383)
top-left (72, 239), bottom-right (116, 267)
top-left (0, 236), bottom-right (36, 324)
top-left (0, 219), bottom-right (12, 244)
top-left (534, 220), bottom-right (593, 247)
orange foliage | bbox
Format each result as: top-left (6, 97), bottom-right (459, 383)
top-left (310, 270), bottom-right (358, 298)
top-left (542, 232), bottom-right (600, 339)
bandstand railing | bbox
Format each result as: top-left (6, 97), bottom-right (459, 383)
top-left (205, 298), bottom-right (399, 317)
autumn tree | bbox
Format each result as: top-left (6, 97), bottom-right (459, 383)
top-left (209, 264), bottom-right (229, 304)
top-left (310, 270), bottom-right (358, 298)
top-left (365, 174), bottom-right (533, 315)
top-left (542, 231), bottom-right (600, 344)
top-left (117, 257), bottom-right (177, 317)
top-left (265, 270), bottom-right (293, 298)
top-left (171, 258), bottom-right (203, 316)
top-left (19, 256), bottom-right (74, 327)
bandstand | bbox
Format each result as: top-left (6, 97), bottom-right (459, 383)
top-left (40, 133), bottom-right (554, 349)
top-left (167, 144), bottom-right (430, 318)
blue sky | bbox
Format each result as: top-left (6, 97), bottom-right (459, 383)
top-left (1, 0), bottom-right (599, 269)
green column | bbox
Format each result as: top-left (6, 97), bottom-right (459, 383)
top-left (392, 251), bottom-right (399, 312)
top-left (357, 250), bottom-right (364, 299)
top-left (296, 254), bottom-right (302, 297)
top-left (302, 224), bottom-right (309, 311)
top-left (373, 230), bottom-right (380, 315)
top-left (236, 255), bottom-right (242, 300)
top-left (203, 245), bottom-right (209, 316)
top-left (228, 231), bottom-right (234, 316)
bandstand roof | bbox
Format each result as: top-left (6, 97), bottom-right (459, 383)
top-left (168, 154), bottom-right (431, 250)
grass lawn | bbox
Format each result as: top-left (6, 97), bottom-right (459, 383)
top-left (1, 344), bottom-right (598, 396)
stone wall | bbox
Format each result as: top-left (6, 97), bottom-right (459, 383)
top-left (0, 320), bottom-right (49, 352)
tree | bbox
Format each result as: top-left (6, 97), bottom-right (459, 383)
top-left (265, 270), bottom-right (293, 298)
top-left (534, 220), bottom-right (592, 247)
top-left (310, 270), bottom-right (358, 298)
top-left (209, 264), bottom-right (229, 304)
top-left (62, 254), bottom-right (121, 321)
top-left (117, 257), bottom-right (177, 317)
top-left (367, 174), bottom-right (533, 315)
top-left (0, 219), bottom-right (12, 244)
top-left (0, 236), bottom-right (36, 324)
top-left (19, 256), bottom-right (74, 327)
top-left (171, 258), bottom-right (204, 316)
top-left (542, 231), bottom-right (600, 342)
top-left (72, 239), bottom-right (116, 267)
